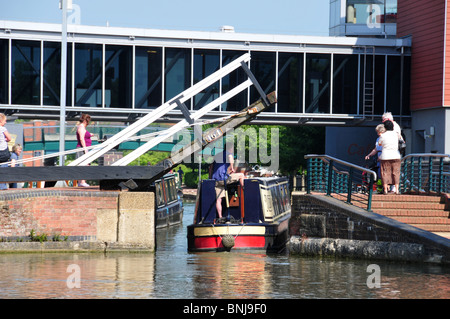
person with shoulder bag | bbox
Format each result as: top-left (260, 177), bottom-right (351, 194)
top-left (378, 120), bottom-right (402, 195)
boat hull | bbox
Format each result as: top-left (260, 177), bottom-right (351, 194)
top-left (187, 214), bottom-right (290, 252)
top-left (156, 207), bottom-right (183, 229)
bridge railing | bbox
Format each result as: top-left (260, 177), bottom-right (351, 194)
top-left (305, 154), bottom-right (377, 211)
top-left (400, 153), bottom-right (450, 195)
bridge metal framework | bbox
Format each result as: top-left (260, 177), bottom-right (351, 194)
top-left (0, 52), bottom-right (276, 190)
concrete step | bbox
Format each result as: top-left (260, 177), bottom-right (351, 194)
top-left (433, 232), bottom-right (450, 239)
top-left (409, 224), bottom-right (450, 232)
top-left (371, 201), bottom-right (446, 210)
top-left (370, 194), bottom-right (450, 236)
top-left (372, 194), bottom-right (443, 203)
top-left (373, 209), bottom-right (450, 218)
top-left (394, 217), bottom-right (450, 225)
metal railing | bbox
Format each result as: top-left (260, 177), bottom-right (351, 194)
top-left (400, 153), bottom-right (450, 195)
top-left (305, 155), bottom-right (377, 211)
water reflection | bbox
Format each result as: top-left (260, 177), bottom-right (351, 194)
top-left (0, 201), bottom-right (448, 299)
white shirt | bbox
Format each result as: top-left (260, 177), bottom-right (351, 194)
top-left (378, 131), bottom-right (401, 160)
top-left (0, 127), bottom-right (7, 150)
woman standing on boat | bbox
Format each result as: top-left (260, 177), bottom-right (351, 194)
top-left (211, 142), bottom-right (245, 221)
top-left (76, 113), bottom-right (92, 187)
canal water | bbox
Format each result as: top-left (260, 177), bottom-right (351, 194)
top-left (0, 201), bottom-right (448, 299)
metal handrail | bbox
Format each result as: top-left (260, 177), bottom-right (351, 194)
top-left (400, 153), bottom-right (450, 195)
top-left (305, 154), bottom-right (377, 211)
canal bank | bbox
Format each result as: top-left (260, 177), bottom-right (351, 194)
top-left (1, 187), bottom-right (449, 265)
top-left (289, 192), bottom-right (450, 265)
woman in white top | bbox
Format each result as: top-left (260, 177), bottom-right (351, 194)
top-left (378, 120), bottom-right (401, 194)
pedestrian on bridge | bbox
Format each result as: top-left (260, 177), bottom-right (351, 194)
top-left (9, 143), bottom-right (23, 188)
top-left (76, 113), bottom-right (92, 187)
top-left (0, 113), bottom-right (12, 190)
top-left (365, 123), bottom-right (386, 188)
top-left (378, 120), bottom-right (401, 195)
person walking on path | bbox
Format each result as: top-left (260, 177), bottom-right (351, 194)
top-left (9, 143), bottom-right (23, 188)
top-left (0, 113), bottom-right (12, 190)
top-left (76, 113), bottom-right (92, 187)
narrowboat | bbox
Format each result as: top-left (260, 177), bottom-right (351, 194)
top-left (152, 173), bottom-right (184, 229)
top-left (187, 176), bottom-right (291, 252)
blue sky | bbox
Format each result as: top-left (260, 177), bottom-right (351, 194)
top-left (0, 0), bottom-right (330, 36)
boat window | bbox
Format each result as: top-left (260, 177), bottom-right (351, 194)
top-left (167, 178), bottom-right (177, 202)
top-left (155, 182), bottom-right (165, 207)
top-left (171, 179), bottom-right (177, 201)
top-left (167, 181), bottom-right (172, 202)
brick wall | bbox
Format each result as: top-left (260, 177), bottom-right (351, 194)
top-left (0, 190), bottom-right (119, 241)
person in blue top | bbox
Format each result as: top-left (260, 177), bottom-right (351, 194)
top-left (211, 142), bottom-right (245, 221)
top-left (9, 144), bottom-right (23, 188)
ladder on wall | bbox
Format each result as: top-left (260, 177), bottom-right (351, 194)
top-left (362, 46), bottom-right (375, 120)
top-left (68, 53), bottom-right (270, 168)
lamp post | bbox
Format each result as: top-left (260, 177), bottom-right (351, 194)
top-left (59, 0), bottom-right (71, 166)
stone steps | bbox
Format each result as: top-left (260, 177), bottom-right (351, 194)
top-left (371, 194), bottom-right (450, 239)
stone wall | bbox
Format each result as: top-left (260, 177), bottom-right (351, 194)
top-left (0, 189), bottom-right (155, 252)
top-left (289, 192), bottom-right (450, 264)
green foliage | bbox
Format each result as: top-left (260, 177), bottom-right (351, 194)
top-left (184, 170), bottom-right (210, 188)
top-left (221, 124), bottom-right (325, 175)
top-left (278, 125), bottom-right (325, 174)
top-left (29, 229), bottom-right (48, 243)
top-left (125, 150), bottom-right (171, 166)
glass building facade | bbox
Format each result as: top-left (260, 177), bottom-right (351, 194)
top-left (0, 21), bottom-right (411, 125)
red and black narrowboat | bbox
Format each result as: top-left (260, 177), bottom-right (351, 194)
top-left (187, 176), bottom-right (291, 252)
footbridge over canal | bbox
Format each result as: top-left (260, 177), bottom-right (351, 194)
top-left (0, 53), bottom-right (278, 252)
top-left (1, 53), bottom-right (272, 190)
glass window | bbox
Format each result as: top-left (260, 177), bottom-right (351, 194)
top-left (42, 42), bottom-right (72, 106)
top-left (332, 54), bottom-right (358, 114)
top-left (43, 42), bottom-right (61, 106)
top-left (135, 46), bottom-right (162, 108)
top-left (386, 55), bottom-right (401, 115)
top-left (250, 51), bottom-right (275, 111)
top-left (105, 45), bottom-right (132, 108)
top-left (386, 55), bottom-right (410, 116)
top-left (165, 48), bottom-right (191, 108)
top-left (402, 56), bottom-right (411, 116)
top-left (12, 40), bottom-right (40, 105)
top-left (75, 43), bottom-right (102, 107)
top-left (278, 52), bottom-right (303, 113)
top-left (305, 53), bottom-right (331, 113)
top-left (193, 49), bottom-right (220, 110)
top-left (385, 0), bottom-right (397, 23)
top-left (221, 50), bottom-right (248, 112)
top-left (347, 1), bottom-right (385, 24)
top-left (155, 182), bottom-right (165, 206)
top-left (0, 39), bottom-right (8, 104)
